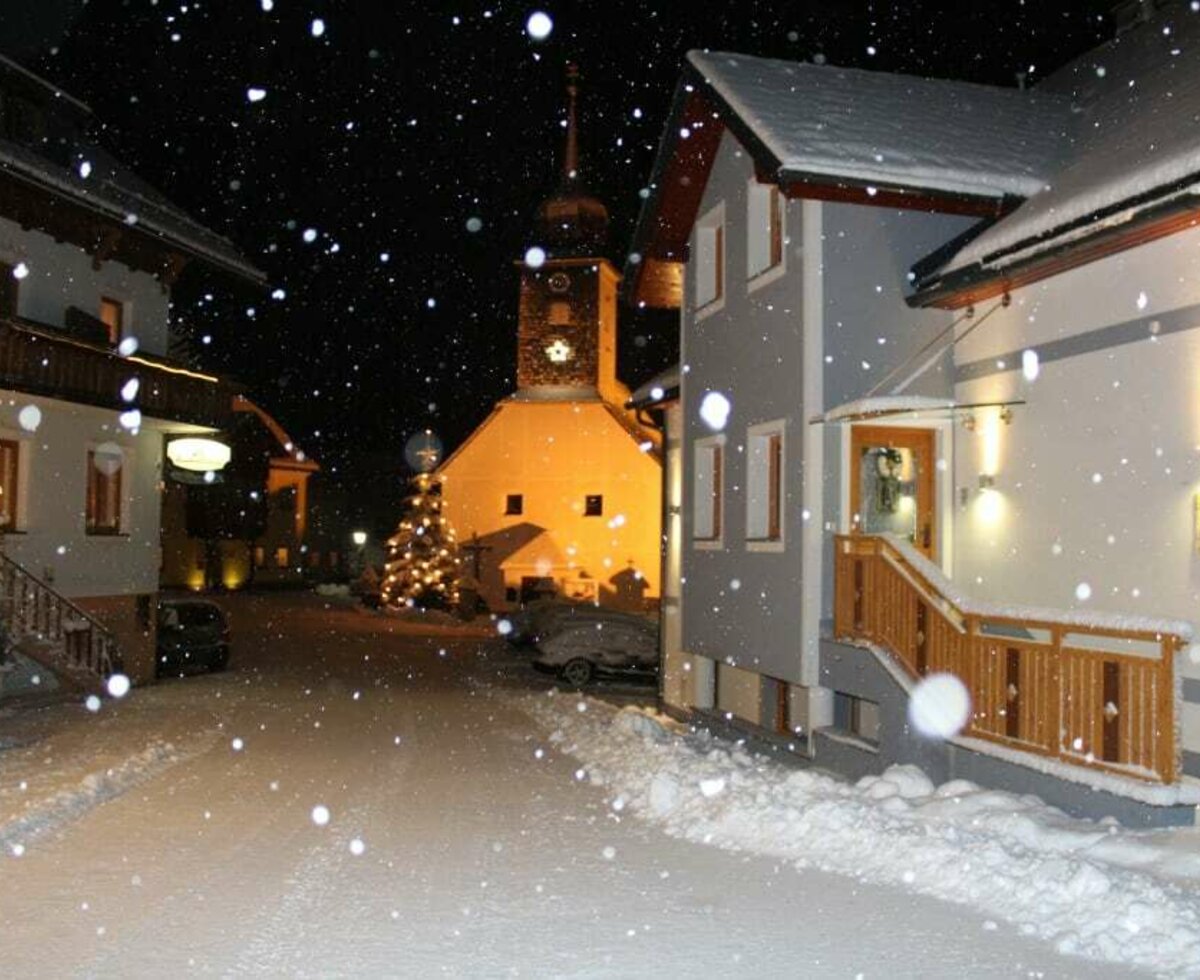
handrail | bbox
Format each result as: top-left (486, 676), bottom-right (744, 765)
top-left (834, 534), bottom-right (1183, 783)
top-left (0, 550), bottom-right (123, 680)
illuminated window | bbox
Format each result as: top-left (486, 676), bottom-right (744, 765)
top-left (694, 203), bottom-right (724, 311)
top-left (584, 494), bottom-right (603, 517)
top-left (505, 493), bottom-right (523, 515)
top-left (275, 547), bottom-right (289, 568)
top-left (86, 447), bottom-right (123, 535)
top-left (253, 546), bottom-right (265, 568)
top-left (0, 439), bottom-right (17, 531)
top-left (747, 421), bottom-right (785, 546)
top-left (693, 437), bottom-right (723, 544)
top-left (99, 297), bottom-right (124, 344)
top-left (747, 182), bottom-right (784, 280)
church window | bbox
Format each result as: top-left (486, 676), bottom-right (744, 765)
top-left (584, 494), bottom-right (603, 517)
top-left (548, 301), bottom-right (571, 326)
top-left (693, 437), bottom-right (723, 545)
top-left (505, 493), bottom-right (524, 515)
top-left (747, 181), bottom-right (784, 282)
top-left (694, 203), bottom-right (724, 312)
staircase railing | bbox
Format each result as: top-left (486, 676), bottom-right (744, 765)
top-left (0, 552), bottom-right (123, 681)
top-left (834, 534), bottom-right (1186, 783)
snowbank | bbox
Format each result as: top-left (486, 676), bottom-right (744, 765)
top-left (509, 691), bottom-right (1200, 975)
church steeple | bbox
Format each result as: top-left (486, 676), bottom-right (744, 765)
top-left (534, 63), bottom-right (609, 257)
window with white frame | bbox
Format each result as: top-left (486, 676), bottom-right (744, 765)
top-left (693, 203), bottom-right (724, 311)
top-left (693, 437), bottom-right (723, 543)
top-left (747, 182), bottom-right (784, 280)
top-left (746, 421), bottom-right (784, 545)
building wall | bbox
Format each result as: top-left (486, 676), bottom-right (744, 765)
top-left (0, 215), bottom-right (170, 355)
top-left (679, 131), bottom-right (806, 685)
top-left (439, 399), bottom-right (661, 611)
top-left (951, 223), bottom-right (1200, 625)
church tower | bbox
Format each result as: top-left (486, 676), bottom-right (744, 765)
top-left (516, 65), bottom-right (623, 405)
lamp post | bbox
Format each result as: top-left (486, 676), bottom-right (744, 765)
top-left (351, 530), bottom-right (368, 577)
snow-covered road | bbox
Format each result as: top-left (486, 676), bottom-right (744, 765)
top-left (0, 594), bottom-right (1138, 976)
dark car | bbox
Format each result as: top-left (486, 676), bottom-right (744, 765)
top-left (156, 599), bottom-right (230, 677)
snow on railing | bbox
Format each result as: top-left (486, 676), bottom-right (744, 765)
top-left (834, 534), bottom-right (1184, 783)
top-left (0, 552), bottom-right (122, 681)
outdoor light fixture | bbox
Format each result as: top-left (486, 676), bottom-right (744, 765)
top-left (352, 530), bottom-right (368, 546)
top-left (166, 437), bottom-right (231, 472)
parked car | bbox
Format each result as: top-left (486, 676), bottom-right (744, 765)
top-left (506, 599), bottom-right (654, 647)
top-left (533, 618), bottom-right (659, 687)
top-left (156, 599), bottom-right (230, 678)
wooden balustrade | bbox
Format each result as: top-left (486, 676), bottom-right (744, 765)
top-left (834, 534), bottom-right (1183, 783)
top-left (0, 552), bottom-right (122, 681)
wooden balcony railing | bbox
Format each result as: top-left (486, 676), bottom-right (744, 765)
top-left (0, 317), bottom-right (236, 428)
top-left (834, 534), bottom-right (1187, 783)
top-left (0, 551), bottom-right (123, 681)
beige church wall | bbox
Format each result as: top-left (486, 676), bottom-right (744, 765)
top-left (439, 399), bottom-right (661, 611)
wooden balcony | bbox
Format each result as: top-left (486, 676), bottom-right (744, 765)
top-left (833, 534), bottom-right (1186, 783)
top-left (0, 316), bottom-right (236, 428)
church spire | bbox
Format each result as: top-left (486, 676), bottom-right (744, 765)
top-left (534, 62), bottom-right (609, 256)
top-left (563, 62), bottom-right (580, 182)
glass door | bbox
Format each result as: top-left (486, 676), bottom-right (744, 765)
top-left (849, 426), bottom-right (937, 559)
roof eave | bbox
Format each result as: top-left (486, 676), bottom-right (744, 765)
top-left (909, 190), bottom-right (1200, 310)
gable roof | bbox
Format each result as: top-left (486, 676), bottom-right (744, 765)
top-left (689, 51), bottom-right (1070, 201)
top-left (914, 6), bottom-right (1200, 306)
top-left (0, 56), bottom-right (263, 285)
top-left (626, 51), bottom-right (1071, 307)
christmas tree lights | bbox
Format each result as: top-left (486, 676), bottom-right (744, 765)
top-left (380, 472), bottom-right (462, 610)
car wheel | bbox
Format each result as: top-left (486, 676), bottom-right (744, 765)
top-left (560, 658), bottom-right (594, 687)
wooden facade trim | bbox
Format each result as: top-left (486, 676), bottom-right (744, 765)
top-left (0, 316), bottom-right (236, 427)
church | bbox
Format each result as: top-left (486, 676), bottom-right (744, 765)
top-left (437, 66), bottom-right (661, 613)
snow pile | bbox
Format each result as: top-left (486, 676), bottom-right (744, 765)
top-left (314, 583), bottom-right (352, 598)
top-left (0, 739), bottom-right (206, 854)
top-left (513, 693), bottom-right (1200, 975)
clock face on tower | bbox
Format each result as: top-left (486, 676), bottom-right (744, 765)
top-left (547, 271), bottom-right (571, 293)
top-left (544, 338), bottom-right (574, 363)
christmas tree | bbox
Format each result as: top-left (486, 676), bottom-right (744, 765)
top-left (380, 472), bottom-right (462, 610)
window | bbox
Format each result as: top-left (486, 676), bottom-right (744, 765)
top-left (747, 181), bottom-right (784, 281)
top-left (584, 494), bottom-right (603, 517)
top-left (0, 262), bottom-right (17, 317)
top-left (253, 546), bottom-right (266, 568)
top-left (274, 547), bottom-right (290, 568)
top-left (86, 447), bottom-right (123, 535)
top-left (747, 421), bottom-right (785, 547)
top-left (505, 493), bottom-right (524, 515)
top-left (693, 437), bottom-right (723, 545)
top-left (693, 203), bottom-right (724, 312)
top-left (834, 692), bottom-right (881, 743)
top-left (0, 439), bottom-right (17, 531)
top-left (99, 297), bottom-right (124, 344)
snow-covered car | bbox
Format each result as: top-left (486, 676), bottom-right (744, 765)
top-left (532, 619), bottom-right (659, 686)
top-left (506, 599), bottom-right (654, 647)
top-left (156, 599), bottom-right (230, 678)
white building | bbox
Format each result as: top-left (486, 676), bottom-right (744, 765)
top-left (629, 4), bottom-right (1200, 825)
top-left (0, 55), bottom-right (260, 690)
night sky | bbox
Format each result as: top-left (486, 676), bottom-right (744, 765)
top-left (2, 1), bottom-right (1114, 536)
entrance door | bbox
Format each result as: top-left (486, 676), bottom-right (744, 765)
top-left (849, 426), bottom-right (937, 559)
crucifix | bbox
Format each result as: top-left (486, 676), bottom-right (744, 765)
top-left (460, 532), bottom-right (492, 579)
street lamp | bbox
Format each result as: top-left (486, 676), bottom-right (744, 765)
top-left (352, 530), bottom-right (368, 547)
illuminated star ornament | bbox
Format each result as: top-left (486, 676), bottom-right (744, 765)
top-left (545, 338), bottom-right (573, 363)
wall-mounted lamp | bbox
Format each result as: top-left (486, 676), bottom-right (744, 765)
top-left (167, 437), bottom-right (231, 473)
top-left (999, 406), bottom-right (1014, 426)
top-left (962, 413), bottom-right (977, 432)
top-left (978, 474), bottom-right (996, 491)
top-left (352, 530), bottom-right (368, 547)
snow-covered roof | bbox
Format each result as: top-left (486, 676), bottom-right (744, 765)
top-left (687, 51), bottom-right (1072, 200)
top-left (0, 137), bottom-right (263, 284)
top-left (933, 8), bottom-right (1200, 278)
